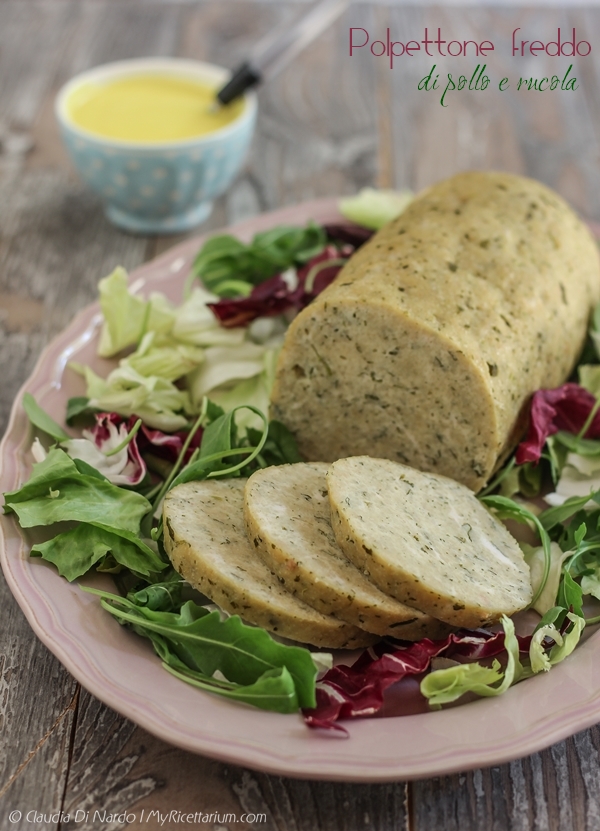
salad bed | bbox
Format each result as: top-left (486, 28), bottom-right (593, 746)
top-left (4, 191), bottom-right (600, 733)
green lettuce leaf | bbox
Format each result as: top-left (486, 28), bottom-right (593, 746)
top-left (524, 541), bottom-right (571, 615)
top-left (548, 612), bottom-right (586, 663)
top-left (172, 288), bottom-right (246, 347)
top-left (4, 447), bottom-right (79, 502)
top-left (97, 267), bottom-right (175, 357)
top-left (528, 613), bottom-right (584, 674)
top-left (126, 332), bottom-right (205, 382)
top-left (420, 661), bottom-right (504, 707)
top-left (529, 624), bottom-right (561, 673)
top-left (30, 522), bottom-right (165, 581)
top-left (420, 616), bottom-right (523, 707)
top-left (4, 449), bottom-right (150, 532)
top-left (339, 188), bottom-right (413, 230)
top-left (72, 363), bottom-right (193, 432)
top-left (581, 567), bottom-right (600, 600)
top-left (580, 362), bottom-right (600, 394)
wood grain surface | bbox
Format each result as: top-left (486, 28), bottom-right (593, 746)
top-left (2, 2), bottom-right (600, 829)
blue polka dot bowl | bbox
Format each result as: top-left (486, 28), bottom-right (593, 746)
top-left (55, 58), bottom-right (257, 234)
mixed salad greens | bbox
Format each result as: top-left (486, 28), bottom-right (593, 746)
top-left (5, 189), bottom-right (600, 733)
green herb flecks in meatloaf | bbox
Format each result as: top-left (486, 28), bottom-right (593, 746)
top-left (270, 171), bottom-right (600, 490)
top-left (163, 478), bottom-right (377, 649)
top-left (244, 462), bottom-right (451, 638)
top-left (326, 456), bottom-right (532, 628)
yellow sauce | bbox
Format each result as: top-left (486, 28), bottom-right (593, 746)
top-left (66, 74), bottom-right (244, 142)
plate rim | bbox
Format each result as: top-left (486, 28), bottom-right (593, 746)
top-left (2, 197), bottom-right (600, 782)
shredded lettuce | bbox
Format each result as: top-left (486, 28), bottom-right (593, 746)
top-left (126, 332), bottom-right (205, 382)
top-left (171, 288), bottom-right (246, 347)
top-left (548, 612), bottom-right (586, 663)
top-left (581, 568), bottom-right (600, 600)
top-left (82, 269), bottom-right (286, 430)
top-left (97, 267), bottom-right (175, 357)
top-left (529, 625), bottom-right (560, 673)
top-left (524, 541), bottom-right (571, 615)
top-left (71, 363), bottom-right (193, 432)
top-left (528, 614), bottom-right (584, 673)
top-left (579, 363), bottom-right (600, 397)
top-left (420, 616), bottom-right (523, 706)
top-left (339, 188), bottom-right (413, 230)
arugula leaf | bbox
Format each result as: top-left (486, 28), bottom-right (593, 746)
top-left (551, 431), bottom-right (600, 458)
top-left (252, 224), bottom-right (326, 265)
top-left (157, 409), bottom-right (240, 495)
top-left (192, 235), bottom-right (250, 296)
top-left (556, 509), bottom-right (600, 552)
top-left (204, 399), bottom-right (226, 423)
top-left (30, 522), bottom-right (165, 581)
top-left (88, 590), bottom-right (317, 708)
top-left (164, 663), bottom-right (299, 713)
top-left (199, 408), bottom-right (237, 468)
top-left (557, 570), bottom-right (584, 617)
top-left (22, 393), bottom-right (70, 442)
top-left (534, 605), bottom-right (568, 633)
top-left (127, 571), bottom-right (185, 612)
top-left (247, 420), bottom-right (303, 466)
top-left (539, 490), bottom-right (600, 530)
top-left (544, 435), bottom-right (569, 485)
top-left (167, 406), bottom-right (269, 491)
top-left (192, 223), bottom-right (327, 297)
top-left (137, 630), bottom-right (300, 712)
top-left (485, 457), bottom-right (544, 499)
top-left (518, 462), bottom-right (543, 498)
top-left (164, 458), bottom-right (215, 491)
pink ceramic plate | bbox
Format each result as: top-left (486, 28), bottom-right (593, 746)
top-left (2, 199), bottom-right (600, 783)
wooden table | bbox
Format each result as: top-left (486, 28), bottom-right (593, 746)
top-left (2, 2), bottom-right (600, 828)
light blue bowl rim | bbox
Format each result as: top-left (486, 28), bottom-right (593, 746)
top-left (55, 57), bottom-right (257, 151)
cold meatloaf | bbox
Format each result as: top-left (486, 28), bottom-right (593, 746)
top-left (270, 171), bottom-right (600, 490)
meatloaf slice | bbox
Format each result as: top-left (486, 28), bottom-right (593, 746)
top-left (327, 456), bottom-right (532, 628)
top-left (163, 478), bottom-right (376, 649)
top-left (244, 462), bottom-right (451, 638)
